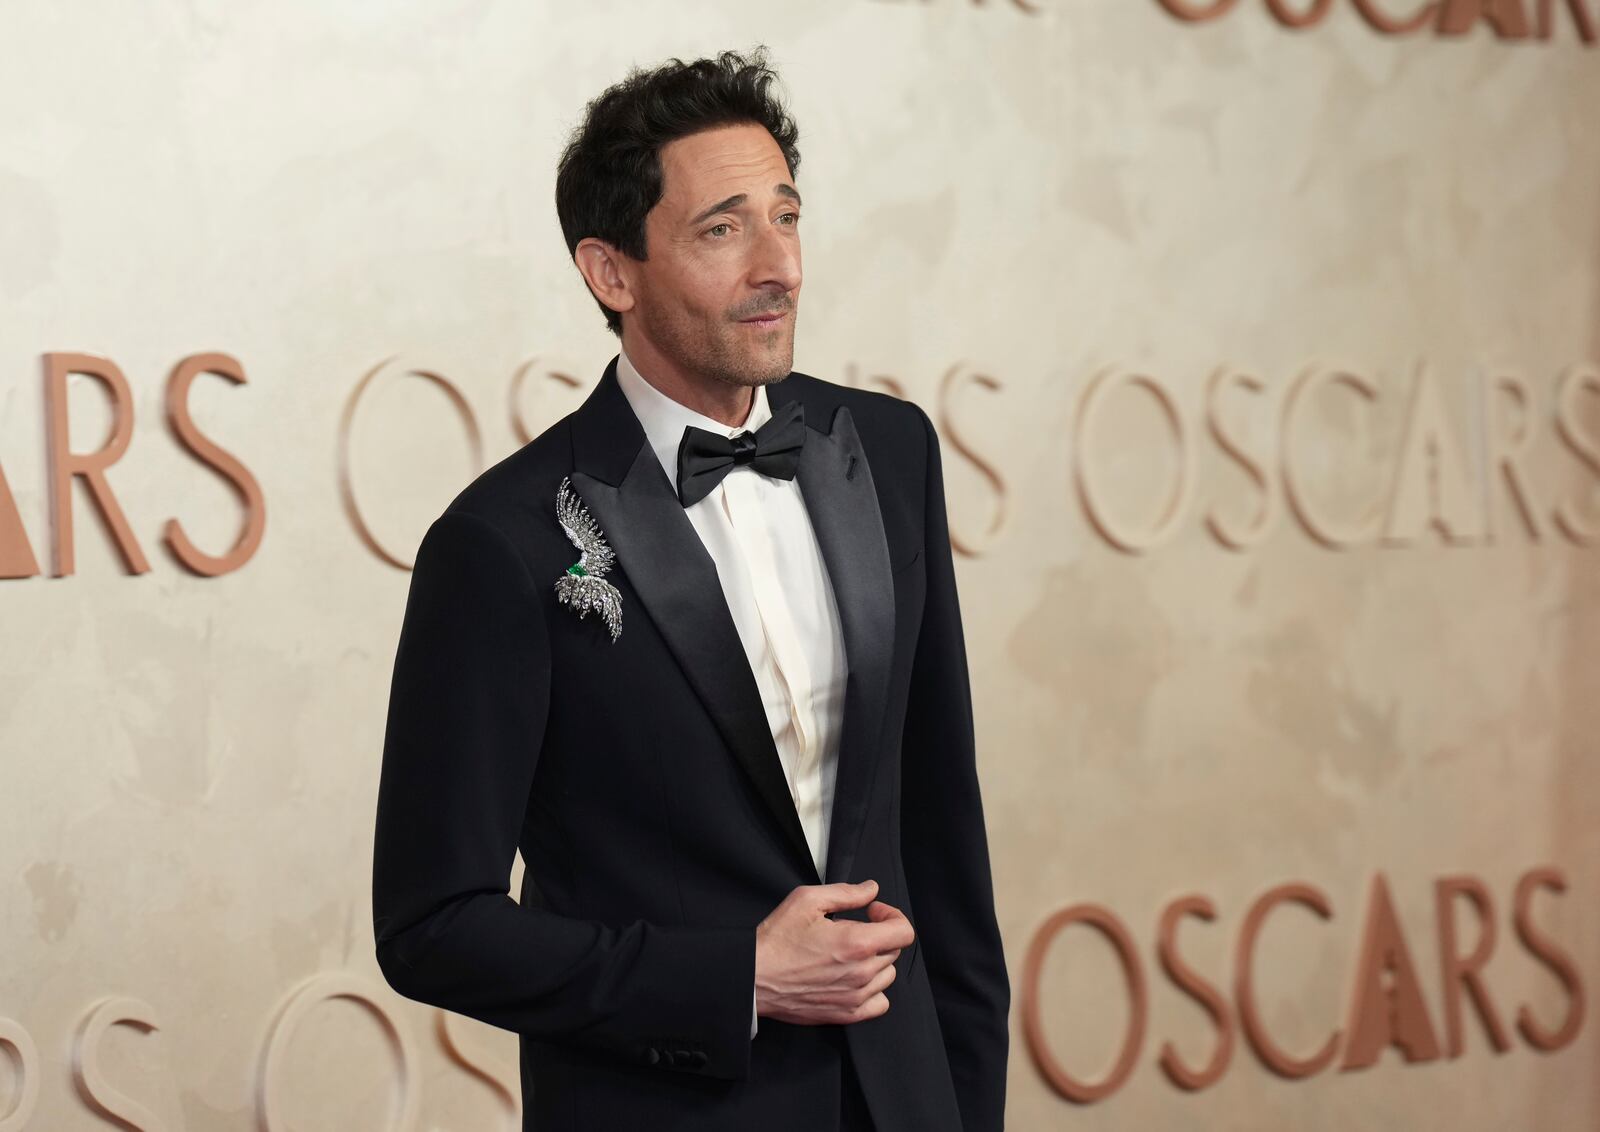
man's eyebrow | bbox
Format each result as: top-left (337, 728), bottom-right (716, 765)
top-left (687, 184), bottom-right (803, 227)
top-left (688, 194), bottom-right (746, 227)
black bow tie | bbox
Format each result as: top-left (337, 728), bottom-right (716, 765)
top-left (675, 398), bottom-right (806, 507)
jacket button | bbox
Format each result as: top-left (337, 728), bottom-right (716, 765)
top-left (643, 1046), bottom-right (661, 1066)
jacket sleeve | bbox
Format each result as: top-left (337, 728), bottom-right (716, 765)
top-left (370, 508), bottom-right (756, 1080)
top-left (898, 405), bottom-right (1011, 1130)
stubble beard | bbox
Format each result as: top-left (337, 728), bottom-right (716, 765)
top-left (641, 297), bottom-right (797, 391)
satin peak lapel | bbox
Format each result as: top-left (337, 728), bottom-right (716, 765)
top-left (792, 405), bottom-right (896, 887)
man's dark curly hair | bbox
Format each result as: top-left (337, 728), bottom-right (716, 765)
top-left (555, 47), bottom-right (802, 336)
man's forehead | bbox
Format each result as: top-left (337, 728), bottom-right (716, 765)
top-left (659, 126), bottom-right (795, 211)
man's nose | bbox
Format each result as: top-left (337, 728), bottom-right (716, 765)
top-left (748, 220), bottom-right (801, 294)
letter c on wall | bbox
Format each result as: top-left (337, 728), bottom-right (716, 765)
top-left (1154, 0), bottom-right (1243, 19)
top-left (1235, 882), bottom-right (1341, 1078)
top-left (0, 1018), bottom-right (39, 1131)
top-left (72, 996), bottom-right (170, 1130)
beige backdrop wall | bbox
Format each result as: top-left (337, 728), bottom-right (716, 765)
top-left (3, 0), bottom-right (1599, 1127)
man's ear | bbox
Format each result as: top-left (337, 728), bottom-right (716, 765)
top-left (573, 238), bottom-right (636, 319)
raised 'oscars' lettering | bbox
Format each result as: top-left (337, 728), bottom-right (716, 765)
top-left (1153, 0), bottom-right (1598, 43)
top-left (1022, 866), bottom-right (1584, 1104)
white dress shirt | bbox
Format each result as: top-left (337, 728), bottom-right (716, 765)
top-left (614, 347), bottom-right (849, 1040)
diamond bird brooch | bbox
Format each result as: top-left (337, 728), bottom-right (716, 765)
top-left (553, 476), bottom-right (623, 642)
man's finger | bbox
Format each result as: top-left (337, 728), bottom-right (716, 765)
top-left (844, 916), bottom-right (915, 956)
top-left (811, 878), bottom-right (879, 915)
top-left (865, 900), bottom-right (908, 924)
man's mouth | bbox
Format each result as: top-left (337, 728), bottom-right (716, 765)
top-left (739, 311), bottom-right (788, 329)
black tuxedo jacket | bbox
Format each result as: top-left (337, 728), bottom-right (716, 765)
top-left (371, 357), bottom-right (1009, 1131)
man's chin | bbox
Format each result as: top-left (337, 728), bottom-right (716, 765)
top-left (755, 347), bottom-right (795, 383)
top-left (754, 330), bottom-right (797, 383)
top-left (723, 338), bottom-right (795, 386)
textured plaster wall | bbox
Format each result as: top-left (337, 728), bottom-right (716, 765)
top-left (2, 0), bottom-right (1598, 1126)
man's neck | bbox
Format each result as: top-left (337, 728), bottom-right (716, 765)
top-left (619, 331), bottom-right (753, 429)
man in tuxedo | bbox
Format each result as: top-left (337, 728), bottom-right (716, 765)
top-left (371, 49), bottom-right (1009, 1130)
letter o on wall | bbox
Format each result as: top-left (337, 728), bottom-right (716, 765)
top-left (259, 972), bottom-right (420, 1131)
top-left (1350, 0), bottom-right (1440, 33)
top-left (338, 357), bottom-right (484, 571)
top-left (1074, 369), bottom-right (1193, 553)
top-left (1022, 903), bottom-right (1147, 1104)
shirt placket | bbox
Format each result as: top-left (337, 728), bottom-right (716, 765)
top-left (718, 471), bottom-right (825, 867)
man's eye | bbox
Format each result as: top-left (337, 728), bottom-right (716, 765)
top-left (778, 212), bottom-right (800, 226)
top-left (707, 223), bottom-right (731, 238)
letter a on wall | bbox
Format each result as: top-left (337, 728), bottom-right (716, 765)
top-left (1342, 873), bottom-right (1444, 1069)
top-left (0, 459), bottom-right (41, 578)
